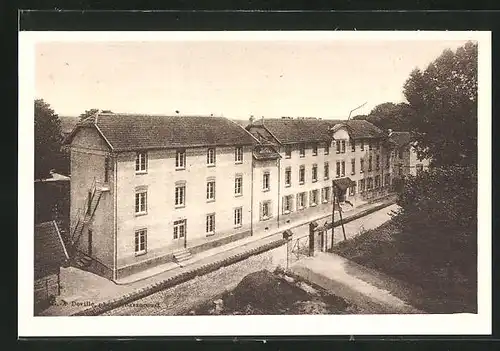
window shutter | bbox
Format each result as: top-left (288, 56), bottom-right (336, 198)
top-left (282, 196), bottom-right (285, 213)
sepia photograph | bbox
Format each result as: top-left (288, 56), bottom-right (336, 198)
top-left (19, 31), bottom-right (491, 336)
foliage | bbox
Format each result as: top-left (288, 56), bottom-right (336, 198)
top-left (352, 102), bottom-right (415, 132)
top-left (78, 108), bottom-right (100, 121)
top-left (403, 41), bottom-right (478, 167)
top-left (34, 99), bottom-right (63, 179)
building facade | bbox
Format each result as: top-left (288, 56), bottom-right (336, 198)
top-left (388, 131), bottom-right (431, 180)
top-left (66, 113), bottom-right (404, 281)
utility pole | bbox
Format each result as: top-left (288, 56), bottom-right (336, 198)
top-left (347, 102), bottom-right (367, 120)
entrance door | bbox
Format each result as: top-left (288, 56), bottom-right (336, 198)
top-left (88, 229), bottom-right (93, 256)
top-left (173, 219), bottom-right (187, 249)
top-left (338, 189), bottom-right (346, 203)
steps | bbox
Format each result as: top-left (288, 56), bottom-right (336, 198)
top-left (173, 248), bottom-right (192, 265)
top-left (74, 253), bottom-right (93, 269)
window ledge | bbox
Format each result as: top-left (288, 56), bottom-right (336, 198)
top-left (99, 184), bottom-right (110, 192)
top-left (324, 177), bottom-right (329, 180)
top-left (207, 164), bottom-right (216, 168)
top-left (322, 200), bottom-right (329, 204)
top-left (234, 224), bottom-right (242, 229)
top-left (310, 203), bottom-right (317, 207)
top-left (206, 232), bottom-right (215, 237)
top-left (207, 199), bottom-right (216, 203)
top-left (312, 179), bottom-right (317, 183)
top-left (261, 216), bottom-right (271, 221)
top-left (299, 181), bottom-right (305, 185)
top-left (135, 251), bottom-right (147, 257)
top-left (175, 167), bottom-right (186, 171)
top-left (135, 171), bottom-right (147, 175)
top-left (175, 204), bottom-right (185, 209)
top-left (235, 161), bottom-right (243, 165)
top-left (135, 212), bottom-right (147, 217)
top-left (234, 193), bottom-right (243, 198)
top-left (262, 188), bottom-right (270, 192)
top-left (285, 184), bottom-right (291, 188)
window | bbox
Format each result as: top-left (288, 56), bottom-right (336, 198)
top-left (341, 161), bottom-right (345, 177)
top-left (376, 155), bottom-right (380, 171)
top-left (134, 229), bottom-right (147, 255)
top-left (322, 187), bottom-right (330, 203)
top-left (360, 140), bottom-right (365, 151)
top-left (310, 190), bottom-right (318, 206)
top-left (234, 175), bottom-right (243, 196)
top-left (285, 167), bottom-right (292, 187)
top-left (176, 149), bottom-right (186, 169)
top-left (207, 148), bottom-right (216, 166)
top-left (324, 144), bottom-right (330, 155)
top-left (312, 143), bottom-right (318, 156)
top-left (416, 164), bottom-right (424, 175)
top-left (399, 149), bottom-right (403, 159)
top-left (104, 157), bottom-right (109, 183)
top-left (135, 190), bottom-right (147, 215)
top-left (299, 144), bottom-right (306, 157)
top-left (175, 184), bottom-right (186, 207)
top-left (336, 161), bottom-right (341, 178)
top-left (206, 180), bottom-right (216, 201)
top-left (369, 141), bottom-right (372, 151)
top-left (285, 145), bottom-right (292, 158)
top-left (386, 155), bottom-right (390, 169)
top-left (351, 158), bottom-right (356, 175)
top-left (234, 207), bottom-right (242, 227)
top-left (206, 214), bottom-right (215, 235)
top-left (263, 172), bottom-right (270, 191)
top-left (349, 182), bottom-right (356, 196)
top-left (368, 156), bottom-right (373, 172)
top-left (367, 177), bottom-right (373, 190)
top-left (324, 162), bottom-right (329, 179)
top-left (336, 140), bottom-right (341, 153)
top-left (399, 164), bottom-right (403, 175)
top-left (385, 173), bottom-right (391, 186)
top-left (135, 152), bottom-right (147, 173)
top-left (351, 140), bottom-right (356, 152)
top-left (375, 175), bottom-right (381, 188)
top-left (235, 146), bottom-right (243, 163)
top-left (312, 164), bottom-right (318, 182)
top-left (359, 179), bottom-right (365, 193)
top-left (283, 195), bottom-right (293, 214)
top-left (261, 201), bottom-right (272, 220)
top-left (173, 220), bottom-right (186, 240)
top-left (341, 140), bottom-right (346, 153)
top-left (297, 192), bottom-right (306, 209)
top-left (299, 165), bottom-right (305, 184)
top-left (360, 159), bottom-right (365, 173)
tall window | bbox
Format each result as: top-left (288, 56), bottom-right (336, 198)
top-left (351, 158), bottom-right (356, 175)
top-left (285, 145), bottom-right (292, 158)
top-left (360, 158), bottom-right (365, 173)
top-left (368, 141), bottom-right (373, 151)
top-left (176, 149), bottom-right (186, 169)
top-left (312, 164), bottom-right (318, 182)
top-left (341, 161), bottom-right (345, 176)
top-left (297, 192), bottom-right (306, 209)
top-left (360, 140), bottom-right (365, 151)
top-left (341, 140), bottom-right (346, 153)
top-left (376, 155), bottom-right (380, 171)
top-left (349, 183), bottom-right (356, 196)
top-left (134, 229), bottom-right (147, 255)
top-left (386, 155), bottom-right (390, 169)
top-left (299, 144), bottom-right (306, 157)
top-left (385, 173), bottom-right (391, 186)
top-left (310, 190), bottom-right (318, 206)
top-left (336, 140), bottom-right (341, 153)
top-left (285, 167), bottom-right (291, 187)
top-left (206, 214), bottom-right (215, 235)
top-left (283, 195), bottom-right (293, 213)
top-left (135, 190), bottom-right (147, 215)
top-left (375, 175), bottom-right (381, 188)
top-left (322, 187), bottom-right (330, 203)
top-left (104, 157), bottom-right (109, 183)
top-left (351, 140), bottom-right (356, 152)
top-left (312, 143), bottom-right (318, 156)
top-left (173, 220), bottom-right (186, 240)
top-left (324, 143), bottom-right (330, 155)
top-left (207, 180), bottom-right (216, 201)
top-left (235, 147), bottom-right (243, 163)
top-left (336, 161), bottom-right (341, 178)
top-left (324, 162), bottom-right (329, 179)
top-left (175, 184), bottom-right (186, 207)
top-left (234, 207), bottom-right (242, 227)
top-left (234, 175), bottom-right (243, 196)
top-left (359, 179), bottom-right (365, 193)
top-left (207, 148), bottom-right (216, 166)
top-left (399, 148), bottom-right (403, 159)
top-left (368, 155), bottom-right (373, 172)
top-left (299, 165), bottom-right (305, 184)
top-left (263, 172), bottom-right (270, 191)
top-left (367, 177), bottom-right (373, 190)
top-left (261, 201), bottom-right (271, 219)
top-left (135, 152), bottom-right (147, 173)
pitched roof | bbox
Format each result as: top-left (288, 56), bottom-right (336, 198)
top-left (388, 132), bottom-right (411, 147)
top-left (253, 144), bottom-right (281, 160)
top-left (65, 113), bottom-right (258, 151)
top-left (338, 120), bottom-right (386, 139)
top-left (34, 221), bottom-right (69, 278)
top-left (251, 118), bottom-right (343, 144)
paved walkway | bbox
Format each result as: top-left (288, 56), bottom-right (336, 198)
top-left (39, 195), bottom-right (396, 316)
top-left (290, 252), bottom-right (423, 314)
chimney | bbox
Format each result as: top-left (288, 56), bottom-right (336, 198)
top-left (388, 129), bottom-right (393, 137)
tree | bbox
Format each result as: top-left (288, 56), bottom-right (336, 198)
top-left (352, 102), bottom-right (414, 131)
top-left (403, 41), bottom-right (477, 167)
top-left (34, 99), bottom-right (63, 180)
top-left (78, 108), bottom-right (99, 121)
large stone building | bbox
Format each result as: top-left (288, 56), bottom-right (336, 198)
top-left (388, 130), bottom-right (431, 180)
top-left (65, 113), bottom-right (417, 281)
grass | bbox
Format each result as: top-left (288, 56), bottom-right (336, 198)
top-left (331, 220), bottom-right (477, 314)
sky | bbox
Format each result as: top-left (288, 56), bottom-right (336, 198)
top-left (35, 39), bottom-right (470, 120)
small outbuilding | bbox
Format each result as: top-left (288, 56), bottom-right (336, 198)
top-left (34, 221), bottom-right (70, 312)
